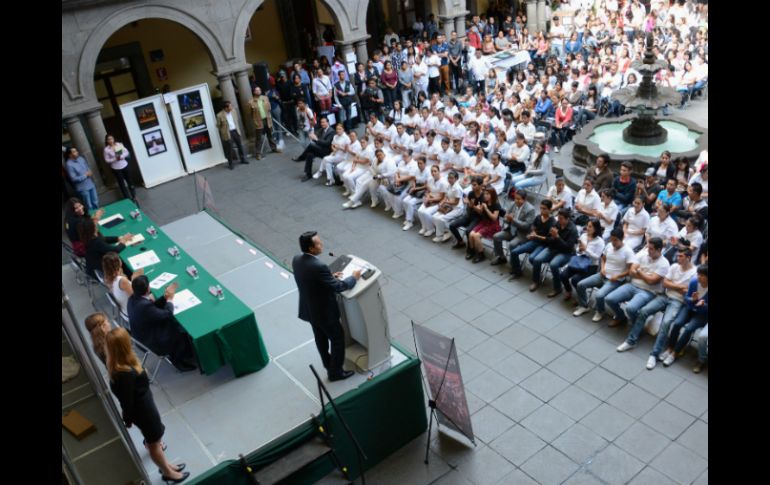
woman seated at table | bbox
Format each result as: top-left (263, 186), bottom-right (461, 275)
top-left (64, 197), bottom-right (103, 256)
top-left (494, 31), bottom-right (511, 51)
top-left (482, 34), bottom-right (497, 55)
top-left (80, 217), bottom-right (133, 278)
top-left (103, 251), bottom-right (144, 313)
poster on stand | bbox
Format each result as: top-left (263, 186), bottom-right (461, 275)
top-left (166, 83), bottom-right (227, 173)
top-left (120, 95), bottom-right (186, 188)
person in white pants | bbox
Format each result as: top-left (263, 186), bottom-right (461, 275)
top-left (334, 131), bottom-right (361, 193)
top-left (365, 148), bottom-right (397, 209)
top-left (488, 152), bottom-right (508, 195)
top-left (402, 157), bottom-right (432, 231)
top-left (375, 147), bottom-right (401, 212)
top-left (316, 123), bottom-right (350, 185)
top-left (344, 147), bottom-right (386, 209)
top-left (433, 171), bottom-right (466, 242)
top-left (341, 136), bottom-right (374, 200)
top-left (389, 151), bottom-right (420, 219)
top-left (416, 167), bottom-right (450, 236)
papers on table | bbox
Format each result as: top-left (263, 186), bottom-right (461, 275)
top-left (125, 233), bottom-right (145, 246)
top-left (172, 289), bottom-right (202, 315)
top-left (98, 213), bottom-right (125, 228)
top-left (149, 272), bottom-right (177, 290)
top-left (128, 250), bottom-right (161, 270)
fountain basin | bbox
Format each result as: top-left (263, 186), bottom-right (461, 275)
top-left (572, 114), bottom-right (708, 177)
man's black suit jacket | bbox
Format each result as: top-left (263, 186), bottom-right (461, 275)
top-left (127, 294), bottom-right (179, 355)
top-left (313, 126), bottom-right (334, 156)
top-left (292, 253), bottom-right (356, 327)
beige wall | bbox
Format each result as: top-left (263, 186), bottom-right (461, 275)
top-left (245, 0), bottom-right (289, 71)
top-left (104, 19), bottom-right (218, 95)
top-left (316, 0), bottom-right (335, 25)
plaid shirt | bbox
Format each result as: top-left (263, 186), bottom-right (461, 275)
top-left (391, 50), bottom-right (405, 70)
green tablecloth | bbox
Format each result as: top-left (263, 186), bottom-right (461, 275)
top-left (99, 199), bottom-right (269, 376)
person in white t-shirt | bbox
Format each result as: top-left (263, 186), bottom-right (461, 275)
top-left (595, 188), bottom-right (620, 239)
top-left (573, 178), bottom-right (602, 223)
top-left (573, 227), bottom-right (636, 318)
top-left (334, 131), bottom-right (361, 187)
top-left (487, 153), bottom-right (508, 195)
top-left (410, 164), bottom-right (447, 233)
top-left (341, 136), bottom-right (375, 207)
top-left (389, 151), bottom-right (420, 219)
top-left (547, 176), bottom-right (574, 211)
top-left (315, 123), bottom-right (350, 185)
top-left (401, 157), bottom-right (432, 231)
top-left (622, 197), bottom-right (650, 251)
top-left (506, 132), bottom-right (531, 175)
top-left (604, 237), bottom-right (671, 328)
top-left (431, 171), bottom-right (466, 242)
top-left (617, 247), bottom-right (697, 368)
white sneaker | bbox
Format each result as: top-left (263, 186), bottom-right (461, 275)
top-left (432, 235), bottom-right (443, 242)
top-left (423, 229), bottom-right (435, 237)
top-left (312, 171), bottom-right (322, 179)
top-left (658, 350), bottom-right (670, 362)
top-left (370, 200), bottom-right (378, 208)
top-left (342, 201), bottom-right (352, 209)
top-left (392, 212), bottom-right (403, 219)
top-left (350, 201), bottom-right (362, 209)
top-left (440, 232), bottom-right (453, 242)
top-left (663, 353), bottom-right (676, 366)
top-left (646, 356), bottom-right (657, 370)
top-left (591, 311), bottom-right (604, 322)
top-left (418, 228), bottom-right (426, 235)
top-left (342, 190), bottom-right (350, 197)
top-left (403, 222), bottom-right (414, 231)
top-left (573, 306), bottom-right (590, 317)
top-left (554, 146), bottom-right (560, 153)
top-left (616, 341), bottom-right (635, 352)
top-left (384, 205), bottom-right (392, 212)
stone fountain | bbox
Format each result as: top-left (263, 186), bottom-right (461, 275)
top-left (569, 33), bottom-right (708, 184)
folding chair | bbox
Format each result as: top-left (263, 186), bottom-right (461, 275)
top-left (63, 241), bottom-right (99, 305)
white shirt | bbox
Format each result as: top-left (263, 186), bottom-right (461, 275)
top-left (413, 62), bottom-right (429, 88)
top-left (507, 143), bottom-right (531, 163)
top-left (547, 185), bottom-right (574, 210)
top-left (427, 54), bottom-right (441, 77)
top-left (677, 227), bottom-right (703, 252)
top-left (468, 158), bottom-right (492, 176)
top-left (448, 123), bottom-right (467, 140)
top-left (226, 111), bottom-right (237, 131)
top-left (427, 177), bottom-right (449, 196)
top-left (632, 251), bottom-right (670, 293)
top-left (603, 243), bottom-right (636, 279)
top-left (331, 133), bottom-right (351, 152)
top-left (446, 181), bottom-right (465, 208)
top-left (445, 105), bottom-right (459, 119)
top-left (578, 234), bottom-right (606, 266)
top-left (623, 207), bottom-right (650, 235)
top-left (598, 201), bottom-right (619, 238)
top-left (647, 215), bottom-right (679, 244)
top-left (410, 137), bottom-right (428, 155)
top-left (436, 147), bottom-right (454, 172)
top-left (575, 189), bottom-right (602, 213)
top-left (469, 56), bottom-right (492, 80)
top-left (415, 166), bottom-right (432, 184)
top-left (312, 75), bottom-right (332, 97)
top-left (489, 162), bottom-right (508, 193)
top-left (664, 263), bottom-right (697, 302)
top-left (296, 107), bottom-right (315, 132)
top-left (447, 150), bottom-right (471, 171)
top-left (516, 122), bottom-right (536, 143)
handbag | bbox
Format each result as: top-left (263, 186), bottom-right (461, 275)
top-left (567, 254), bottom-right (592, 272)
top-left (387, 182), bottom-right (408, 195)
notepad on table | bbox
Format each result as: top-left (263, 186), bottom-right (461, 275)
top-left (127, 250), bottom-right (161, 270)
top-left (172, 289), bottom-right (202, 315)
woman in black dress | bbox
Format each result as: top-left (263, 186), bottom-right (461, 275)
top-left (106, 327), bottom-right (189, 483)
top-left (64, 197), bottom-right (103, 256)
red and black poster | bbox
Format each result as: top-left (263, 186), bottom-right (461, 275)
top-left (413, 323), bottom-right (474, 444)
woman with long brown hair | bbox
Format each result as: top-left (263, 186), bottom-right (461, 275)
top-left (80, 218), bottom-right (133, 278)
top-left (466, 186), bottom-right (502, 263)
top-left (102, 252), bottom-right (144, 313)
top-left (84, 312), bottom-right (111, 364)
top-left (106, 327), bottom-right (189, 483)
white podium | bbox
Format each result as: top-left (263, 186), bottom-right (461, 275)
top-left (330, 255), bottom-right (391, 371)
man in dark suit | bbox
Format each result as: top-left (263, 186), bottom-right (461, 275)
top-left (292, 117), bottom-right (335, 181)
top-left (292, 231), bottom-right (361, 381)
top-left (127, 276), bottom-right (197, 372)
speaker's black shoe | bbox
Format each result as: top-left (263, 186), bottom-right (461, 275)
top-left (328, 370), bottom-right (354, 382)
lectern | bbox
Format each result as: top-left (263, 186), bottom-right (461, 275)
top-left (329, 255), bottom-right (391, 371)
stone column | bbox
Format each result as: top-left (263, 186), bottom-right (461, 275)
top-left (537, 0), bottom-right (547, 33)
top-left (439, 15), bottom-right (454, 37)
top-left (354, 39), bottom-right (369, 64)
top-left (65, 115), bottom-right (105, 191)
top-left (217, 73), bottom-right (245, 135)
top-left (526, 0), bottom-right (538, 34)
top-left (454, 12), bottom-right (469, 39)
top-left (234, 69), bottom-right (256, 138)
top-left (84, 109), bottom-right (114, 187)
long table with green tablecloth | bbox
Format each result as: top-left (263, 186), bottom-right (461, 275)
top-left (99, 199), bottom-right (269, 376)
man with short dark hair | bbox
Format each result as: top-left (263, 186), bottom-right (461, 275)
top-left (612, 161), bottom-right (636, 212)
top-left (532, 207), bottom-right (579, 295)
top-left (216, 101), bottom-right (249, 169)
top-left (491, 190), bottom-right (536, 266)
top-left (509, 199), bottom-right (556, 280)
top-left (250, 86), bottom-right (281, 159)
top-left (292, 231), bottom-right (361, 381)
top-left (604, 237), bottom-right (671, 328)
top-left (127, 277), bottom-right (197, 372)
top-left (449, 176), bottom-right (485, 250)
top-left (293, 116), bottom-right (335, 181)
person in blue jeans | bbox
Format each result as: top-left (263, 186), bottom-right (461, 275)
top-left (603, 237), bottom-right (671, 328)
top-left (65, 147), bottom-right (99, 211)
top-left (530, 208), bottom-right (579, 295)
top-left (510, 142), bottom-right (551, 191)
top-left (660, 264), bottom-right (708, 367)
top-left (573, 227), bottom-right (636, 320)
top-left (616, 248), bottom-right (697, 369)
top-left (509, 199), bottom-right (555, 280)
